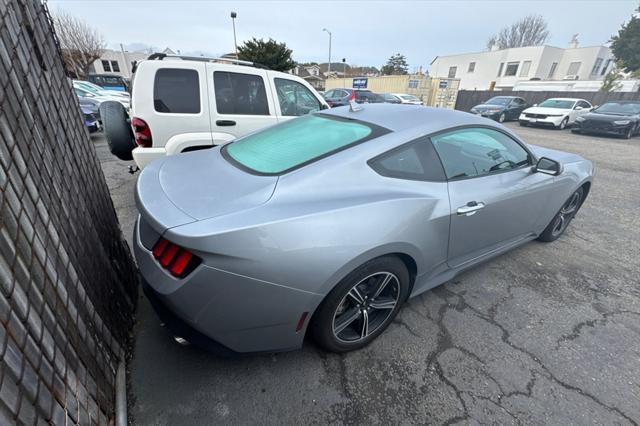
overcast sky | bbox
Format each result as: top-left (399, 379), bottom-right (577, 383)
top-left (49, 0), bottom-right (636, 71)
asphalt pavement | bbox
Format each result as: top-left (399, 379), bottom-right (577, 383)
top-left (93, 121), bottom-right (640, 425)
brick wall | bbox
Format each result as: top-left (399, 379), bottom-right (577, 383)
top-left (0, 1), bottom-right (138, 424)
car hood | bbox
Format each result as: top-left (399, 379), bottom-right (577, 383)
top-left (528, 144), bottom-right (583, 163)
top-left (523, 106), bottom-right (569, 114)
top-left (136, 148), bottom-right (278, 232)
top-left (581, 112), bottom-right (638, 122)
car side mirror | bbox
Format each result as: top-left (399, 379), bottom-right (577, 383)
top-left (534, 157), bottom-right (562, 176)
top-left (533, 103), bottom-right (538, 107)
top-left (574, 106), bottom-right (583, 111)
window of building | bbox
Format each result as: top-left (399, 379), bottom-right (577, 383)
top-left (448, 66), bottom-right (457, 78)
top-left (431, 128), bottom-right (530, 180)
top-left (504, 62), bottom-right (519, 76)
top-left (214, 71), bottom-right (269, 115)
top-left (153, 68), bottom-right (200, 113)
top-left (110, 60), bottom-right (120, 72)
top-left (548, 62), bottom-right (558, 78)
top-left (591, 58), bottom-right (603, 75)
top-left (274, 78), bottom-right (320, 116)
top-left (497, 62), bottom-right (504, 77)
top-left (601, 59), bottom-right (612, 76)
top-left (408, 79), bottom-right (419, 89)
top-left (101, 60), bottom-right (111, 72)
top-left (567, 61), bottom-right (582, 76)
top-left (468, 62), bottom-right (476, 73)
top-left (519, 61), bottom-right (532, 77)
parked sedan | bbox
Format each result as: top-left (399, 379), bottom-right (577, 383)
top-left (469, 96), bottom-right (529, 122)
top-left (74, 86), bottom-right (130, 111)
top-left (323, 88), bottom-right (384, 107)
top-left (572, 101), bottom-right (640, 139)
top-left (134, 104), bottom-right (593, 354)
top-left (383, 93), bottom-right (424, 105)
top-left (519, 98), bottom-right (592, 129)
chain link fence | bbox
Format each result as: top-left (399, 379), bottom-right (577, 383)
top-left (1, 0), bottom-right (138, 424)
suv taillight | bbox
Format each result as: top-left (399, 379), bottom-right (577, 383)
top-left (349, 90), bottom-right (356, 101)
top-left (152, 237), bottom-right (201, 278)
top-left (131, 117), bottom-right (152, 148)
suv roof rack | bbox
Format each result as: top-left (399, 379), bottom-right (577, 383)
top-left (145, 53), bottom-right (270, 70)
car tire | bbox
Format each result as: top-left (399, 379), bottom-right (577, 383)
top-left (557, 117), bottom-right (569, 130)
top-left (622, 126), bottom-right (634, 139)
top-left (100, 101), bottom-right (135, 161)
top-left (571, 128), bottom-right (582, 134)
top-left (537, 187), bottom-right (584, 242)
top-left (498, 113), bottom-right (506, 123)
top-left (310, 256), bottom-right (410, 353)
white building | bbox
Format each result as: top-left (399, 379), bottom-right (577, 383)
top-left (429, 40), bottom-right (614, 91)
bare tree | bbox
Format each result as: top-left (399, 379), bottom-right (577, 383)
top-left (486, 15), bottom-right (550, 50)
top-left (53, 11), bottom-right (106, 78)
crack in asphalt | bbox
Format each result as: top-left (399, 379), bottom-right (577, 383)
top-left (439, 287), bottom-right (638, 425)
top-left (554, 310), bottom-right (640, 350)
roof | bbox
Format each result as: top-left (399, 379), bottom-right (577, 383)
top-left (320, 103), bottom-right (491, 133)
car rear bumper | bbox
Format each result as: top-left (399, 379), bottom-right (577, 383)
top-left (133, 216), bottom-right (323, 353)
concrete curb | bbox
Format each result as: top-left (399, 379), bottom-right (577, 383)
top-left (115, 362), bottom-right (127, 426)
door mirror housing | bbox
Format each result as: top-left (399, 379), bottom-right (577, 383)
top-left (534, 157), bottom-right (562, 176)
top-left (532, 103), bottom-right (538, 107)
top-left (574, 106), bottom-right (583, 111)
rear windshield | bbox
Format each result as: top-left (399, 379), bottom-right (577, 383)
top-left (224, 114), bottom-right (384, 174)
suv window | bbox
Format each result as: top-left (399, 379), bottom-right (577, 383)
top-left (431, 128), bottom-right (530, 180)
top-left (154, 68), bottom-right (200, 113)
top-left (274, 78), bottom-right (321, 116)
top-left (225, 114), bottom-right (384, 174)
top-left (324, 90), bottom-right (335, 98)
top-left (214, 71), bottom-right (269, 115)
top-left (370, 137), bottom-right (446, 181)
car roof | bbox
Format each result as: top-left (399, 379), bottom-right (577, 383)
top-left (319, 103), bottom-right (492, 133)
top-left (544, 98), bottom-right (584, 101)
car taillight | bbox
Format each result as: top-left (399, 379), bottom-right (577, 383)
top-left (152, 237), bottom-right (200, 278)
top-left (349, 91), bottom-right (356, 101)
top-left (131, 117), bottom-right (152, 148)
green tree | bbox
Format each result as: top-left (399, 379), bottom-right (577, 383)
top-left (600, 67), bottom-right (623, 92)
top-left (381, 53), bottom-right (409, 75)
top-left (237, 38), bottom-right (295, 71)
top-left (610, 6), bottom-right (640, 75)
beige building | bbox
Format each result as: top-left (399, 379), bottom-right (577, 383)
top-left (325, 74), bottom-right (460, 109)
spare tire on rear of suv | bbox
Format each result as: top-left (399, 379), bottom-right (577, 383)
top-left (100, 101), bottom-right (135, 161)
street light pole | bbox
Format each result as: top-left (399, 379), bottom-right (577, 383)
top-left (231, 12), bottom-right (238, 59)
top-left (322, 28), bottom-right (332, 74)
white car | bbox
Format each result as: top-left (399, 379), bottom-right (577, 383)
top-left (384, 93), bottom-right (424, 105)
top-left (73, 80), bottom-right (130, 99)
top-left (101, 53), bottom-right (329, 169)
top-left (519, 98), bottom-right (592, 130)
top-left (74, 85), bottom-right (130, 110)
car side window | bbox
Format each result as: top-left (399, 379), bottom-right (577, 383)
top-left (324, 90), bottom-right (334, 98)
top-left (431, 127), bottom-right (530, 180)
top-left (214, 71), bottom-right (269, 115)
top-left (578, 100), bottom-right (591, 109)
top-left (369, 137), bottom-right (446, 181)
top-left (154, 68), bottom-right (200, 113)
top-left (274, 78), bottom-right (321, 116)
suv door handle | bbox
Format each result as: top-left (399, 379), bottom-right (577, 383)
top-left (457, 201), bottom-right (485, 216)
top-left (216, 120), bottom-right (236, 126)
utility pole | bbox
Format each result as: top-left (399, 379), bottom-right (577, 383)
top-left (323, 28), bottom-right (332, 74)
top-left (231, 12), bottom-right (238, 59)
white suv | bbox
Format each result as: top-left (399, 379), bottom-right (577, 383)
top-left (101, 54), bottom-right (328, 169)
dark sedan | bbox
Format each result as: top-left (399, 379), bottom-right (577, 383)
top-left (572, 101), bottom-right (640, 139)
top-left (323, 88), bottom-right (385, 107)
top-left (470, 96), bottom-right (529, 123)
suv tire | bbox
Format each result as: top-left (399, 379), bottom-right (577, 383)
top-left (100, 101), bottom-right (135, 161)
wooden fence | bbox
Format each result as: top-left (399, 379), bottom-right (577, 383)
top-left (454, 90), bottom-right (640, 112)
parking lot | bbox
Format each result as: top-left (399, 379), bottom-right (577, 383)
top-left (93, 122), bottom-right (640, 425)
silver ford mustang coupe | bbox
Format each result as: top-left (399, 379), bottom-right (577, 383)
top-left (134, 104), bottom-right (593, 354)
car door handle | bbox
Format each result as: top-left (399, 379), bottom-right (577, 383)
top-left (216, 120), bottom-right (236, 126)
top-left (457, 201), bottom-right (485, 216)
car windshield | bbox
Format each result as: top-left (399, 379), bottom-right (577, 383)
top-left (225, 114), bottom-right (380, 174)
top-left (400, 95), bottom-right (419, 101)
top-left (594, 102), bottom-right (640, 115)
top-left (539, 99), bottom-right (575, 109)
top-left (485, 97), bottom-right (511, 106)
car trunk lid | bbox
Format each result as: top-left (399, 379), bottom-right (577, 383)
top-left (136, 147), bottom-right (278, 232)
